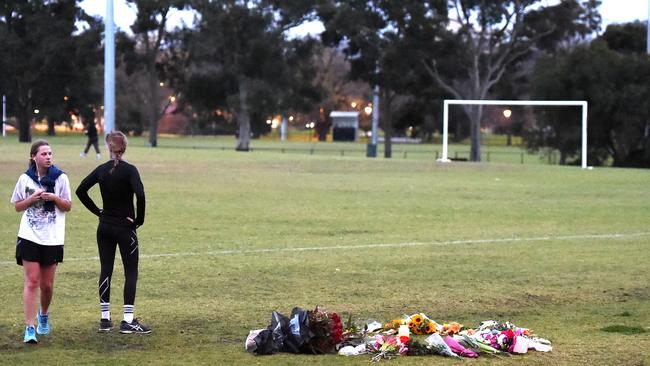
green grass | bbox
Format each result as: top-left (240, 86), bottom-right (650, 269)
top-left (1, 134), bottom-right (649, 365)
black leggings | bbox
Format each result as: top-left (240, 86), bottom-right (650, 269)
top-left (84, 137), bottom-right (100, 154)
top-left (97, 222), bottom-right (139, 305)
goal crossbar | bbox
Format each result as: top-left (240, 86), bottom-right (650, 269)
top-left (440, 99), bottom-right (589, 169)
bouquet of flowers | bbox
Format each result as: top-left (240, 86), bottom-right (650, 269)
top-left (246, 307), bottom-right (553, 360)
top-left (442, 321), bottom-right (463, 335)
top-left (368, 334), bottom-right (409, 362)
top-left (306, 306), bottom-right (343, 354)
top-left (406, 313), bottom-right (439, 335)
top-left (470, 320), bottom-right (552, 354)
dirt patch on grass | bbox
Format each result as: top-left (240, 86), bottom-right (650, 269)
top-left (601, 325), bottom-right (647, 335)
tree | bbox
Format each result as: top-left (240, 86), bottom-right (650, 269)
top-left (529, 33), bottom-right (650, 167)
top-left (65, 11), bottom-right (104, 130)
top-left (187, 1), bottom-right (320, 151)
top-left (0, 1), bottom-right (100, 142)
top-left (319, 0), bottom-right (447, 157)
top-left (421, 0), bottom-right (601, 161)
top-left (311, 45), bottom-right (372, 140)
top-left (600, 21), bottom-right (647, 54)
top-left (126, 0), bottom-right (189, 147)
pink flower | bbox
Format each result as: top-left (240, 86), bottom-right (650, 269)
top-left (443, 336), bottom-right (478, 358)
top-left (385, 336), bottom-right (397, 346)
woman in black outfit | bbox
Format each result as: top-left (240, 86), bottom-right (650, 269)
top-left (76, 131), bottom-right (151, 334)
top-left (80, 118), bottom-right (101, 159)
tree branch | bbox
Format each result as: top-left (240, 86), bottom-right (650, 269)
top-left (421, 59), bottom-right (463, 100)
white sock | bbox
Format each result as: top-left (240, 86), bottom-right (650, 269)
top-left (100, 302), bottom-right (110, 320)
top-left (124, 305), bottom-right (134, 323)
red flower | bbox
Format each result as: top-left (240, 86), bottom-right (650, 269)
top-left (330, 312), bottom-right (343, 343)
top-left (503, 329), bottom-right (515, 340)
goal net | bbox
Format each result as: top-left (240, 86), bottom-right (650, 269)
top-left (438, 99), bottom-right (589, 168)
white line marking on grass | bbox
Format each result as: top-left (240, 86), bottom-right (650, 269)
top-left (1, 231), bottom-right (649, 266)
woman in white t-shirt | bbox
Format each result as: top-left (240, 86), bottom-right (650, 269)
top-left (11, 140), bottom-right (71, 344)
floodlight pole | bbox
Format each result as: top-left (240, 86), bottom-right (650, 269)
top-left (440, 100), bottom-right (589, 169)
top-left (581, 102), bottom-right (588, 169)
top-left (647, 0), bottom-right (650, 54)
top-left (2, 95), bottom-right (6, 138)
top-left (104, 0), bottom-right (116, 134)
top-left (367, 85), bottom-right (379, 157)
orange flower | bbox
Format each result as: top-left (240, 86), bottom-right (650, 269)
top-left (443, 322), bottom-right (462, 335)
top-left (385, 319), bottom-right (402, 329)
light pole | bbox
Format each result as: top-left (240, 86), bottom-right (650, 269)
top-left (2, 95), bottom-right (6, 138)
top-left (104, 0), bottom-right (115, 134)
top-left (280, 116), bottom-right (287, 141)
top-left (366, 85), bottom-right (380, 157)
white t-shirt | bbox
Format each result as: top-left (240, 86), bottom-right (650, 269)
top-left (11, 173), bottom-right (71, 246)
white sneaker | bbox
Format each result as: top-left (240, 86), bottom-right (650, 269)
top-left (80, 152), bottom-right (86, 158)
top-left (95, 154), bottom-right (101, 160)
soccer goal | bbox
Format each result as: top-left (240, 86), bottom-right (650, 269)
top-left (439, 99), bottom-right (589, 168)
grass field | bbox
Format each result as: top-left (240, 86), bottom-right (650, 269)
top-left (1, 134), bottom-right (648, 365)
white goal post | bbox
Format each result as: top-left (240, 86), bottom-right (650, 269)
top-left (439, 99), bottom-right (589, 169)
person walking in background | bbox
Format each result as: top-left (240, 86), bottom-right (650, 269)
top-left (11, 140), bottom-right (72, 344)
top-left (75, 131), bottom-right (151, 334)
top-left (80, 112), bottom-right (100, 159)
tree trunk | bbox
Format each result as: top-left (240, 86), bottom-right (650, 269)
top-left (382, 90), bottom-right (392, 158)
top-left (17, 101), bottom-right (32, 143)
top-left (469, 105), bottom-right (483, 161)
top-left (384, 125), bottom-right (393, 159)
top-left (423, 114), bottom-right (434, 143)
top-left (47, 118), bottom-right (56, 136)
top-left (383, 118), bottom-right (392, 158)
top-left (236, 78), bottom-right (251, 151)
top-left (147, 60), bottom-right (159, 147)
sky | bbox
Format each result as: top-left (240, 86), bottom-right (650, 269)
top-left (598, 0), bottom-right (650, 26)
top-left (79, 0), bottom-right (649, 35)
top-left (78, 0), bottom-right (319, 37)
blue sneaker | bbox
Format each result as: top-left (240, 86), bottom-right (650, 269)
top-left (37, 312), bottom-right (50, 335)
top-left (119, 319), bottom-right (151, 334)
top-left (24, 326), bottom-right (37, 344)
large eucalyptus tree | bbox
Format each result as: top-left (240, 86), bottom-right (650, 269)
top-left (188, 0), bottom-right (320, 151)
top-left (0, 1), bottom-right (101, 142)
top-left (421, 0), bottom-right (601, 161)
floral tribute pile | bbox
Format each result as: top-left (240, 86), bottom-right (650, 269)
top-left (245, 307), bottom-right (552, 361)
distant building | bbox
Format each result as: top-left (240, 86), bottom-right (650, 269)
top-left (329, 111), bottom-right (359, 142)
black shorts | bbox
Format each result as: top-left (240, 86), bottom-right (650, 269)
top-left (15, 237), bottom-right (64, 266)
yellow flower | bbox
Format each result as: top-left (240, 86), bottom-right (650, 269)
top-left (412, 314), bottom-right (423, 325)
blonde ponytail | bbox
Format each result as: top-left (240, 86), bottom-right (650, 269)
top-left (105, 131), bottom-right (128, 174)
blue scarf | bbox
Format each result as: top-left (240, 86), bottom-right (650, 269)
top-left (25, 164), bottom-right (64, 212)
